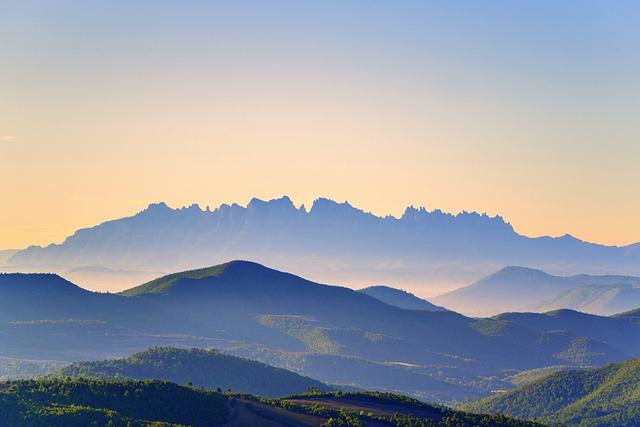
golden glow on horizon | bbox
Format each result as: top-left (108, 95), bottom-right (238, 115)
top-left (1, 73), bottom-right (639, 248)
top-left (1, 1), bottom-right (639, 249)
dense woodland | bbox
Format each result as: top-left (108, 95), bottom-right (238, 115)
top-left (463, 359), bottom-right (640, 426)
top-left (0, 378), bottom-right (228, 426)
top-left (0, 380), bottom-right (542, 427)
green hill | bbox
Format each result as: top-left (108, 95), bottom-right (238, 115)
top-left (0, 378), bottom-right (228, 426)
top-left (121, 263), bottom-right (232, 297)
top-left (462, 358), bottom-right (640, 426)
top-left (2, 262), bottom-right (640, 403)
top-left (53, 347), bottom-right (331, 397)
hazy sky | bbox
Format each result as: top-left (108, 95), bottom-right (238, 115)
top-left (2, 1), bottom-right (639, 249)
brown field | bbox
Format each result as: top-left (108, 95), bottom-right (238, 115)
top-left (222, 395), bottom-right (445, 426)
top-left (285, 396), bottom-right (443, 420)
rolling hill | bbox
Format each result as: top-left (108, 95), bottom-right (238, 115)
top-left (433, 266), bottom-right (640, 316)
top-left (463, 358), bottom-right (640, 426)
top-left (359, 285), bottom-right (447, 311)
top-left (54, 347), bottom-right (331, 397)
top-left (0, 378), bottom-right (228, 426)
top-left (0, 379), bottom-right (541, 427)
top-left (6, 196), bottom-right (640, 293)
top-left (2, 261), bottom-right (640, 403)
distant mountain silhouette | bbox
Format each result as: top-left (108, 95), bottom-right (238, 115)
top-left (359, 285), bottom-right (447, 311)
top-left (433, 266), bottom-right (640, 316)
top-left (0, 249), bottom-right (18, 265)
top-left (2, 261), bottom-right (640, 402)
top-left (6, 196), bottom-right (640, 293)
top-left (535, 284), bottom-right (640, 315)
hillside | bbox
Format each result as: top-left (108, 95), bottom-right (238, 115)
top-left (433, 266), bottom-right (640, 316)
top-left (0, 273), bottom-right (122, 323)
top-left (617, 307), bottom-right (640, 318)
top-left (121, 263), bottom-right (233, 296)
top-left (54, 347), bottom-right (331, 397)
top-left (535, 284), bottom-right (640, 315)
top-left (0, 378), bottom-right (228, 426)
top-left (0, 378), bottom-right (541, 427)
top-left (494, 309), bottom-right (640, 356)
top-left (463, 359), bottom-right (640, 426)
top-left (7, 197), bottom-right (640, 293)
top-left (2, 262), bottom-right (640, 403)
top-left (359, 285), bottom-right (447, 311)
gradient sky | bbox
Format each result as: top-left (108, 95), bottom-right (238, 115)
top-left (1, 1), bottom-right (640, 249)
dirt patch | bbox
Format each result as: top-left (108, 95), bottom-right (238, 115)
top-left (223, 398), bottom-right (325, 427)
top-left (285, 397), bottom-right (443, 420)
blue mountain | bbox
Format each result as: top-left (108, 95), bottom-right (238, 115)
top-left (7, 196), bottom-right (640, 293)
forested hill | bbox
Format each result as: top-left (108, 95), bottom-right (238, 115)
top-left (462, 359), bottom-right (640, 426)
top-left (3, 262), bottom-right (640, 403)
top-left (53, 347), bottom-right (330, 397)
top-left (0, 378), bottom-right (228, 426)
top-left (0, 379), bottom-right (542, 427)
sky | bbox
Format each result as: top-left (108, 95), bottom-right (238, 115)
top-left (1, 0), bottom-right (639, 249)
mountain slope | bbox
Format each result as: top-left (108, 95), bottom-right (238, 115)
top-left (433, 266), bottom-right (640, 316)
top-left (121, 263), bottom-right (231, 296)
top-left (494, 309), bottom-right (640, 356)
top-left (54, 347), bottom-right (331, 397)
top-left (7, 196), bottom-right (640, 293)
top-left (2, 262), bottom-right (640, 403)
top-left (0, 273), bottom-right (122, 323)
top-left (359, 285), bottom-right (447, 311)
top-left (535, 284), bottom-right (640, 315)
top-left (463, 359), bottom-right (640, 426)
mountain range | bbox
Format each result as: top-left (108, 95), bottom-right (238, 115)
top-left (433, 266), bottom-right (640, 316)
top-left (2, 261), bottom-right (640, 404)
top-left (5, 196), bottom-right (640, 294)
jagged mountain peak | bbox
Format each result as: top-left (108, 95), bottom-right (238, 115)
top-left (143, 201), bottom-right (173, 213)
top-left (7, 196), bottom-right (640, 296)
top-left (248, 195), bottom-right (294, 208)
